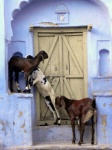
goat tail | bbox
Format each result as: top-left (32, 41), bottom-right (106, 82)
top-left (92, 97), bottom-right (97, 123)
top-left (92, 97), bottom-right (96, 109)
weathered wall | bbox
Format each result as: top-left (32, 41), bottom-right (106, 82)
top-left (0, 94), bottom-right (33, 147)
top-left (0, 0), bottom-right (112, 147)
top-left (8, 0), bottom-right (112, 95)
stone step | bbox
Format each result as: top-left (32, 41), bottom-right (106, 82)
top-left (33, 125), bottom-right (95, 144)
top-left (5, 142), bottom-right (111, 150)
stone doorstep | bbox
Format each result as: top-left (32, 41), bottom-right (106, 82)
top-left (33, 125), bottom-right (96, 144)
top-left (2, 125), bottom-right (106, 150)
top-left (3, 142), bottom-right (112, 150)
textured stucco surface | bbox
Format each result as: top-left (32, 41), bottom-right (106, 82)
top-left (0, 93), bottom-right (33, 147)
top-left (33, 125), bottom-right (94, 144)
top-left (0, 0), bottom-right (112, 148)
top-left (3, 142), bottom-right (112, 150)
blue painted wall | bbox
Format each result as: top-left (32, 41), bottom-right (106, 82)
top-left (0, 0), bottom-right (112, 147)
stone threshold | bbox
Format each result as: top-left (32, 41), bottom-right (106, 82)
top-left (3, 142), bottom-right (112, 150)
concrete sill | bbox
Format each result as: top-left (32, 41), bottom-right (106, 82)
top-left (8, 92), bottom-right (33, 98)
top-left (93, 76), bottom-right (112, 79)
top-left (93, 91), bottom-right (112, 97)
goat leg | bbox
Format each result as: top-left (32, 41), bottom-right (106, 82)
top-left (23, 74), bottom-right (30, 93)
top-left (45, 96), bottom-right (57, 124)
top-left (53, 101), bottom-right (61, 125)
top-left (91, 115), bottom-right (95, 144)
top-left (55, 117), bottom-right (61, 125)
top-left (15, 72), bottom-right (22, 93)
top-left (71, 119), bottom-right (76, 144)
top-left (78, 120), bottom-right (85, 145)
top-left (9, 69), bottom-right (13, 92)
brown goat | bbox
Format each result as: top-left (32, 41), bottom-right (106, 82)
top-left (8, 50), bottom-right (48, 93)
top-left (55, 96), bottom-right (96, 145)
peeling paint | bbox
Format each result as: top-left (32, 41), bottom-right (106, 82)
top-left (101, 115), bottom-right (107, 127)
top-left (102, 128), bottom-right (106, 139)
top-left (18, 111), bottom-right (23, 117)
top-left (39, 22), bottom-right (59, 26)
top-left (0, 121), bottom-right (5, 131)
top-left (1, 0), bottom-right (112, 147)
top-left (20, 121), bottom-right (25, 128)
top-left (101, 115), bottom-right (107, 139)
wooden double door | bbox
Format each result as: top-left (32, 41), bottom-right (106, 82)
top-left (31, 27), bottom-right (88, 125)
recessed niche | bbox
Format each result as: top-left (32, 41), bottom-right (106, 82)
top-left (55, 4), bottom-right (69, 24)
top-left (9, 52), bottom-right (24, 92)
top-left (8, 41), bottom-right (26, 60)
top-left (99, 49), bottom-right (110, 76)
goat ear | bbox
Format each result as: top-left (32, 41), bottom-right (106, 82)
top-left (40, 55), bottom-right (44, 63)
top-left (61, 99), bottom-right (66, 108)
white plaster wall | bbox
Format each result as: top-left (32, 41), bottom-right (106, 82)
top-left (0, 94), bottom-right (33, 147)
top-left (3, 0), bottom-right (112, 126)
top-left (7, 0), bottom-right (111, 96)
top-left (0, 0), bottom-right (6, 94)
top-left (0, 0), bottom-right (112, 147)
top-left (4, 0), bottom-right (112, 38)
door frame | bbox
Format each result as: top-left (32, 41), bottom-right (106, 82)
top-left (30, 26), bottom-right (91, 124)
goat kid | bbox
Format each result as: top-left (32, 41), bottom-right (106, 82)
top-left (8, 50), bottom-right (48, 93)
top-left (55, 96), bottom-right (96, 145)
top-left (27, 55), bottom-right (61, 125)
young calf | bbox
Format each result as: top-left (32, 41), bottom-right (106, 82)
top-left (55, 96), bottom-right (96, 145)
top-left (27, 55), bottom-right (61, 125)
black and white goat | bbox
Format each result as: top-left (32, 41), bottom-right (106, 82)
top-left (27, 55), bottom-right (61, 125)
top-left (8, 50), bottom-right (48, 93)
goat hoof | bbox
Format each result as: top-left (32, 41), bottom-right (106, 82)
top-left (78, 141), bottom-right (81, 145)
top-left (28, 89), bottom-right (31, 93)
top-left (23, 90), bottom-right (29, 93)
top-left (91, 141), bottom-right (94, 145)
top-left (72, 140), bottom-right (75, 144)
top-left (54, 122), bottom-right (61, 125)
top-left (57, 123), bottom-right (61, 125)
top-left (54, 122), bottom-right (57, 125)
top-left (45, 123), bottom-right (48, 126)
top-left (10, 89), bottom-right (14, 93)
top-left (18, 90), bottom-right (22, 93)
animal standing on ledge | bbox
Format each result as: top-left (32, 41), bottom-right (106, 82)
top-left (8, 50), bottom-right (48, 93)
top-left (27, 55), bottom-right (61, 125)
top-left (55, 96), bottom-right (96, 145)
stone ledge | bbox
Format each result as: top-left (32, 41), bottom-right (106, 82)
top-left (92, 91), bottom-right (112, 97)
top-left (33, 125), bottom-right (96, 144)
top-left (4, 142), bottom-right (112, 150)
top-left (8, 92), bottom-right (33, 98)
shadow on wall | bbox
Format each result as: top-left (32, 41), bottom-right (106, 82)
top-left (8, 51), bottom-right (26, 93)
top-left (8, 41), bottom-right (26, 92)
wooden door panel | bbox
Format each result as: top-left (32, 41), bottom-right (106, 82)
top-left (33, 29), bottom-right (87, 125)
top-left (39, 35), bottom-right (59, 74)
top-left (69, 36), bottom-right (83, 76)
top-left (63, 35), bottom-right (83, 76)
top-left (70, 79), bottom-right (84, 99)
